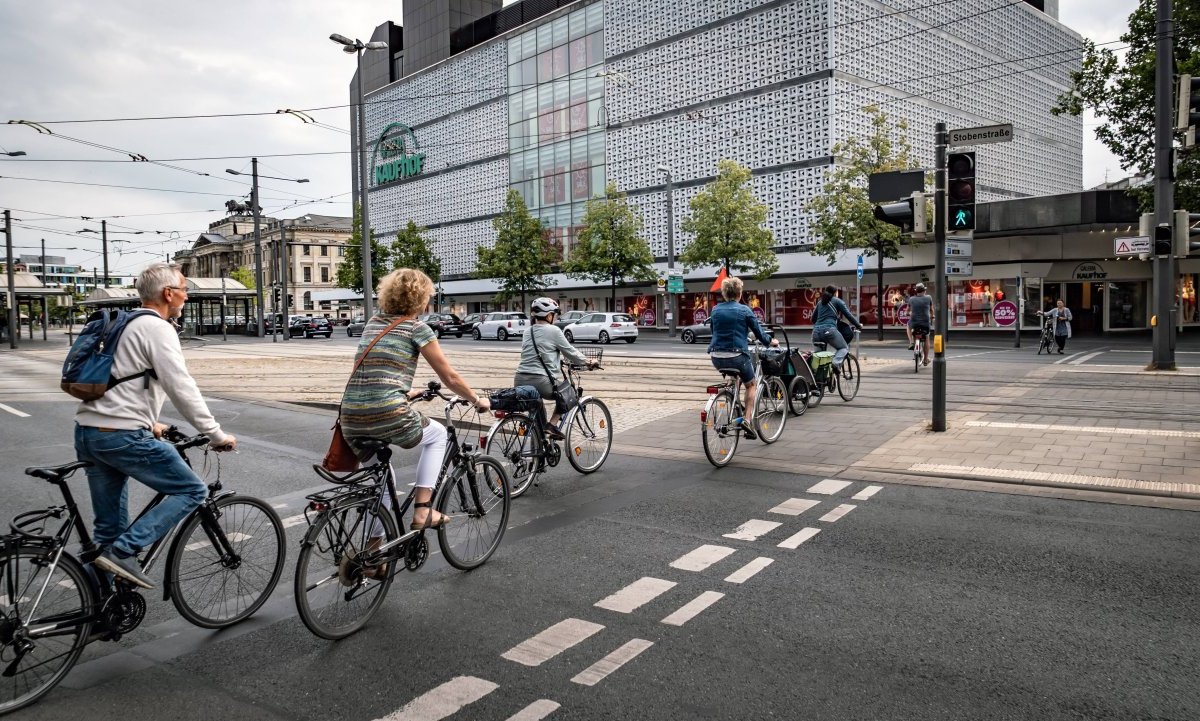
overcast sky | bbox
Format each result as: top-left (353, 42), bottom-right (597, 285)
top-left (0, 0), bottom-right (1139, 274)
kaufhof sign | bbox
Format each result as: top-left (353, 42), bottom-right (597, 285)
top-left (371, 123), bottom-right (426, 186)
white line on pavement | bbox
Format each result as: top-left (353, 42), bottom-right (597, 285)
top-left (570, 639), bottom-right (654, 687)
top-left (282, 514), bottom-right (307, 528)
top-left (947, 349), bottom-right (1018, 359)
top-left (806, 479), bottom-right (852, 495)
top-left (501, 618), bottom-right (605, 667)
top-left (724, 557), bottom-right (774, 584)
top-left (379, 676), bottom-right (498, 721)
top-left (1069, 350), bottom-right (1108, 365)
top-left (819, 504), bottom-right (857, 523)
top-left (661, 591), bottom-right (725, 627)
top-left (595, 577), bottom-right (677, 614)
top-left (767, 498), bottom-right (820, 516)
top-left (185, 531), bottom-right (250, 551)
top-left (1053, 351), bottom-right (1088, 365)
top-left (669, 544), bottom-right (736, 572)
top-left (722, 519), bottom-right (782, 541)
top-left (777, 528), bottom-right (821, 549)
top-left (506, 700), bottom-right (561, 721)
top-left (0, 403), bottom-right (30, 418)
top-left (851, 485), bottom-right (883, 501)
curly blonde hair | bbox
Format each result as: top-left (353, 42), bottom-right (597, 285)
top-left (377, 268), bottom-right (434, 316)
top-left (721, 275), bottom-right (744, 301)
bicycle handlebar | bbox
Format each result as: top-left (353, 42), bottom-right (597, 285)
top-left (413, 380), bottom-right (474, 407)
top-left (161, 426), bottom-right (213, 451)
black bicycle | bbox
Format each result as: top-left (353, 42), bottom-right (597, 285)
top-left (294, 381), bottom-right (511, 640)
top-left (1036, 315), bottom-right (1055, 355)
top-left (0, 428), bottom-right (286, 715)
top-left (484, 348), bottom-right (612, 497)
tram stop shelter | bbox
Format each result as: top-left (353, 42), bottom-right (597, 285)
top-left (2, 272), bottom-right (71, 345)
top-left (78, 277), bottom-right (255, 337)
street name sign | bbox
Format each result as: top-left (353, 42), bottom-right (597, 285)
top-left (945, 240), bottom-right (973, 257)
top-left (945, 259), bottom-right (974, 276)
top-left (667, 273), bottom-right (685, 293)
top-left (1113, 236), bottom-right (1151, 255)
top-left (949, 123), bottom-right (1013, 147)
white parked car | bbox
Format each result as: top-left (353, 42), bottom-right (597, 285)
top-left (563, 312), bottom-right (638, 344)
top-left (472, 311), bottom-right (528, 341)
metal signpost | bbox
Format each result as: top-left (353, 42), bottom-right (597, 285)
top-left (856, 255), bottom-right (863, 359)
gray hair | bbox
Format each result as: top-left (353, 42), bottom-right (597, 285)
top-left (136, 263), bottom-right (183, 302)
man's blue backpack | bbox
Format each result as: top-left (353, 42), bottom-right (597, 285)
top-left (61, 309), bottom-right (159, 401)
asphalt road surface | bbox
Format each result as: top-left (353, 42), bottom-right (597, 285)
top-left (2, 391), bottom-right (1197, 721)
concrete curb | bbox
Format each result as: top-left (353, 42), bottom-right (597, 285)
top-left (850, 464), bottom-right (1200, 501)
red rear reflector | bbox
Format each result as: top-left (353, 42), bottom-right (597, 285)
top-left (479, 436), bottom-right (488, 448)
top-left (700, 410), bottom-right (708, 423)
top-left (494, 411), bottom-right (508, 418)
top-left (307, 501), bottom-right (328, 512)
top-left (706, 386), bottom-right (720, 394)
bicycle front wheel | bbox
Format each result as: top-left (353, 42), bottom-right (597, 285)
top-left (484, 413), bottom-right (541, 498)
top-left (754, 377), bottom-right (788, 444)
top-left (437, 455), bottom-right (510, 570)
top-left (294, 502), bottom-right (397, 640)
top-left (786, 375), bottom-right (810, 417)
top-left (0, 547), bottom-right (95, 715)
top-left (702, 389), bottom-right (739, 468)
top-left (837, 354), bottom-right (861, 401)
top-left (169, 495), bottom-right (286, 629)
top-left (565, 398), bottom-right (613, 474)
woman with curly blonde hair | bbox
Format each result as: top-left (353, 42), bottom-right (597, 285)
top-left (340, 268), bottom-right (490, 530)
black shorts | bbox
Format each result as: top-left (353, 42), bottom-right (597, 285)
top-left (910, 324), bottom-right (931, 337)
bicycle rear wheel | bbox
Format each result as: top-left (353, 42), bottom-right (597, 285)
top-left (565, 398), bottom-right (613, 473)
top-left (168, 495), bottom-right (286, 629)
top-left (484, 413), bottom-right (541, 498)
top-left (837, 354), bottom-right (861, 401)
top-left (0, 547), bottom-right (95, 715)
top-left (702, 389), bottom-right (739, 467)
top-left (786, 375), bottom-right (810, 416)
top-left (914, 344), bottom-right (920, 373)
top-left (436, 455), bottom-right (510, 570)
top-left (294, 502), bottom-right (397, 640)
top-left (754, 376), bottom-right (788, 444)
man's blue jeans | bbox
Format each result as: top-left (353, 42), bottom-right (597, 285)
top-left (812, 327), bottom-right (849, 367)
top-left (74, 425), bottom-right (207, 557)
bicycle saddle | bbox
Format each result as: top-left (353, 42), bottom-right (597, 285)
top-left (352, 438), bottom-right (389, 452)
top-left (813, 342), bottom-right (828, 350)
top-left (717, 369), bottom-right (743, 377)
top-left (25, 461), bottom-right (91, 482)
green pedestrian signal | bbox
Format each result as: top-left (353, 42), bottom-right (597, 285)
top-left (947, 151), bottom-right (976, 232)
top-left (953, 208), bottom-right (973, 228)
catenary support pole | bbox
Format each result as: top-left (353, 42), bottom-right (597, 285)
top-left (40, 238), bottom-right (47, 341)
top-left (5, 210), bottom-right (16, 349)
top-left (281, 222), bottom-right (290, 341)
top-left (933, 122), bottom-right (948, 432)
top-left (251, 157), bottom-right (265, 338)
top-left (101, 220), bottom-right (109, 288)
top-left (356, 49), bottom-right (375, 321)
top-left (665, 170), bottom-right (677, 337)
top-left (1152, 0), bottom-right (1176, 369)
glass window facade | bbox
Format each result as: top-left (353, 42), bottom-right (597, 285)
top-left (508, 5), bottom-right (605, 260)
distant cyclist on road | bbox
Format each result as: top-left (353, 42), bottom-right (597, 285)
top-left (812, 284), bottom-right (862, 371)
top-left (901, 283), bottom-right (934, 366)
top-left (515, 297), bottom-right (596, 439)
top-left (708, 275), bottom-right (778, 440)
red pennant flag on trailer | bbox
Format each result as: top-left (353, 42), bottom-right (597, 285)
top-left (710, 266), bottom-right (728, 292)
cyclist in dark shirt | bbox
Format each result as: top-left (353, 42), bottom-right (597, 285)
top-left (901, 283), bottom-right (934, 366)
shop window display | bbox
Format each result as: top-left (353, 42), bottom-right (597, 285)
top-left (949, 279), bottom-right (1012, 328)
top-left (1181, 274), bottom-right (1198, 324)
top-left (1108, 281), bottom-right (1146, 329)
top-left (623, 296), bottom-right (657, 326)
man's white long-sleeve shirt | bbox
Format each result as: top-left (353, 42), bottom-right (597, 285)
top-left (74, 312), bottom-right (228, 445)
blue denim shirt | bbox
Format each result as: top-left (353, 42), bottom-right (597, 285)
top-left (812, 297), bottom-right (859, 329)
top-left (707, 301), bottom-right (771, 353)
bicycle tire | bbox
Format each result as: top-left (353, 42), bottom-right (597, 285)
top-left (837, 354), bottom-right (861, 401)
top-left (702, 389), bottom-right (739, 468)
top-left (0, 546), bottom-right (95, 715)
top-left (484, 413), bottom-right (541, 498)
top-left (436, 455), bottom-right (510, 571)
top-left (294, 502), bottom-right (397, 640)
top-left (168, 495), bottom-right (286, 629)
top-left (565, 398), bottom-right (613, 474)
top-left (914, 342), bottom-right (921, 373)
top-left (754, 376), bottom-right (788, 444)
top-left (786, 375), bottom-right (809, 417)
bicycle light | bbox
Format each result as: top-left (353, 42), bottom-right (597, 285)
top-left (706, 386), bottom-right (720, 394)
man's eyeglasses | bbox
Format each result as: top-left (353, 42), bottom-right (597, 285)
top-left (165, 285), bottom-right (189, 293)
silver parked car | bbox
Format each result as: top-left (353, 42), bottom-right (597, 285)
top-left (472, 311), bottom-right (528, 341)
top-left (563, 312), bottom-right (638, 344)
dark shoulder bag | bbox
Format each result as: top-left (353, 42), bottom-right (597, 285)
top-left (322, 317), bottom-right (406, 473)
top-left (833, 300), bottom-right (856, 344)
top-left (532, 324), bottom-right (579, 414)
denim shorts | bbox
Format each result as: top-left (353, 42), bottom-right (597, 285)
top-left (711, 353), bottom-right (755, 382)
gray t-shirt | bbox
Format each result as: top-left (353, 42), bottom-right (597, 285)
top-left (903, 294), bottom-right (933, 327)
top-left (516, 322), bottom-right (587, 382)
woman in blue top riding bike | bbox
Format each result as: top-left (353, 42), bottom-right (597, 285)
top-left (707, 275), bottom-right (778, 439)
top-left (811, 284), bottom-right (862, 371)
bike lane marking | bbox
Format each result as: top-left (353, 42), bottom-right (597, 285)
top-left (852, 486), bottom-right (883, 501)
top-left (661, 591), bottom-right (725, 627)
top-left (570, 639), bottom-right (655, 687)
top-left (377, 675), bottom-right (498, 721)
top-left (818, 504), bottom-right (857, 523)
top-left (669, 544), bottom-right (736, 571)
top-left (0, 402), bottom-right (30, 418)
top-left (806, 479), bottom-right (852, 495)
top-left (594, 576), bottom-right (677, 613)
top-left (722, 519), bottom-right (782, 541)
top-left (777, 528), bottom-right (821, 549)
top-left (506, 699), bottom-right (561, 720)
top-left (501, 618), bottom-right (605, 667)
top-left (724, 557), bottom-right (774, 583)
top-left (767, 498), bottom-right (820, 515)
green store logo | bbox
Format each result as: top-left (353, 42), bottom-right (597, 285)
top-left (371, 123), bottom-right (426, 186)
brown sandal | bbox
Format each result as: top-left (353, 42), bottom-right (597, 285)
top-left (410, 501), bottom-right (450, 531)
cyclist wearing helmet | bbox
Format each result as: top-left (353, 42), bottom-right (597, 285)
top-left (514, 297), bottom-right (594, 439)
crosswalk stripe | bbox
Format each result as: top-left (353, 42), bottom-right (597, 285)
top-left (502, 618), bottom-right (604, 667)
top-left (505, 700), bottom-right (561, 721)
top-left (807, 479), bottom-right (852, 495)
top-left (379, 676), bottom-right (498, 721)
top-left (570, 639), bottom-right (654, 687)
top-left (595, 577), bottom-right (677, 614)
top-left (768, 498), bottom-right (820, 516)
top-left (0, 402), bottom-right (30, 418)
top-left (661, 591), bottom-right (724, 626)
top-left (723, 557), bottom-right (774, 584)
top-left (669, 544), bottom-right (735, 572)
top-left (777, 527), bottom-right (821, 549)
top-left (819, 504), bottom-right (856, 523)
top-left (851, 485), bottom-right (883, 501)
top-left (722, 519), bottom-right (781, 541)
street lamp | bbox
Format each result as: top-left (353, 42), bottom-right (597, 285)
top-left (226, 163), bottom-right (309, 339)
top-left (281, 214), bottom-right (314, 340)
top-left (2, 151), bottom-right (26, 157)
top-left (657, 165), bottom-right (678, 337)
top-left (331, 32), bottom-right (389, 321)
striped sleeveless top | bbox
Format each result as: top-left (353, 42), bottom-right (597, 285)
top-left (339, 316), bottom-right (436, 449)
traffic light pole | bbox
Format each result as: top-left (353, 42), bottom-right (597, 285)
top-left (933, 122), bottom-right (948, 432)
top-left (1152, 0), bottom-right (1176, 369)
top-left (251, 158), bottom-right (265, 338)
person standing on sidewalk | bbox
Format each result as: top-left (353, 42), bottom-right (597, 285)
top-left (1040, 299), bottom-right (1072, 354)
top-left (74, 263), bottom-right (237, 589)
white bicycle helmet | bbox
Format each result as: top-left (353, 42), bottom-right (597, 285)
top-left (531, 297), bottom-right (560, 319)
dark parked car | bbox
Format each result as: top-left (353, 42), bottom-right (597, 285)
top-left (554, 310), bottom-right (589, 330)
top-left (419, 313), bottom-right (466, 338)
top-left (289, 316), bottom-right (333, 338)
top-left (460, 313), bottom-right (484, 334)
top-left (679, 317), bottom-right (773, 344)
top-left (346, 316), bottom-right (366, 337)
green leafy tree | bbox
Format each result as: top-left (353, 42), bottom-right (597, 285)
top-left (229, 266), bottom-right (255, 289)
top-left (562, 183), bottom-right (658, 310)
top-left (336, 203), bottom-right (392, 295)
top-left (680, 159), bottom-right (778, 280)
top-left (806, 106), bottom-right (920, 339)
top-left (1052, 0), bottom-right (1200, 209)
top-left (391, 220), bottom-right (441, 281)
top-left (476, 189), bottom-right (556, 308)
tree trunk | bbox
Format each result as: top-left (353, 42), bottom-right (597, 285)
top-left (876, 242), bottom-right (885, 342)
top-left (610, 270), bottom-right (617, 312)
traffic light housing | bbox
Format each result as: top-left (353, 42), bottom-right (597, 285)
top-left (1154, 223), bottom-right (1172, 256)
top-left (286, 293), bottom-right (294, 308)
top-left (1175, 210), bottom-right (1200, 255)
top-left (273, 287), bottom-right (282, 306)
top-left (873, 192), bottom-right (926, 236)
top-left (1177, 74), bottom-right (1200, 147)
top-left (947, 152), bottom-right (976, 231)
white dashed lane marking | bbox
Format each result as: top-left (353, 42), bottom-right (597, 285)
top-left (571, 639), bottom-right (654, 687)
top-left (282, 514), bottom-right (307, 529)
top-left (722, 519), bottom-right (782, 541)
top-left (0, 402), bottom-right (30, 418)
top-left (185, 531), bottom-right (251, 551)
top-left (661, 591), bottom-right (725, 627)
top-left (818, 504), bottom-right (856, 523)
top-left (767, 498), bottom-right (820, 516)
top-left (669, 545), bottom-right (735, 572)
top-left (851, 485), bottom-right (883, 501)
top-left (378, 675), bottom-right (497, 721)
top-left (807, 479), bottom-right (852, 495)
top-left (595, 577), bottom-right (677, 614)
top-left (506, 699), bottom-right (561, 721)
top-left (723, 557), bottom-right (774, 584)
top-left (501, 618), bottom-right (605, 667)
top-left (777, 527), bottom-right (821, 549)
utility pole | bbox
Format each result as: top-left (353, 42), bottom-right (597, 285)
top-left (355, 57), bottom-right (375, 321)
top-left (251, 157), bottom-right (265, 338)
top-left (664, 169), bottom-right (678, 337)
top-left (932, 122), bottom-right (948, 432)
top-left (221, 267), bottom-right (228, 342)
top-left (101, 220), bottom-right (110, 288)
top-left (281, 221), bottom-right (290, 341)
top-left (4, 210), bottom-right (16, 349)
top-left (1152, 0), bottom-right (1177, 369)
top-left (40, 238), bottom-right (47, 340)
